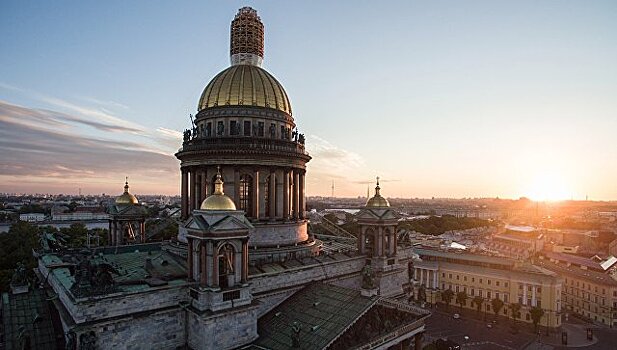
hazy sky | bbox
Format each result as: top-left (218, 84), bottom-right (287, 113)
top-left (1, 1), bottom-right (616, 199)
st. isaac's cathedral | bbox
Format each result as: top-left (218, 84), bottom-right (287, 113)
top-left (11, 7), bottom-right (429, 350)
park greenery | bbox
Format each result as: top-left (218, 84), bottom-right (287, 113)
top-left (399, 215), bottom-right (497, 236)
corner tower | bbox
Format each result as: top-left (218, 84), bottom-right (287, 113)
top-left (176, 7), bottom-right (316, 263)
top-left (356, 177), bottom-right (405, 297)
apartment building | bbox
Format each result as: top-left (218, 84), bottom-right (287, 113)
top-left (537, 252), bottom-right (617, 327)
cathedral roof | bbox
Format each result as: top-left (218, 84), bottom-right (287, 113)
top-left (197, 64), bottom-right (292, 116)
top-left (197, 7), bottom-right (292, 116)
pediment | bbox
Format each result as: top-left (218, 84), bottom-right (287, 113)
top-left (210, 215), bottom-right (251, 232)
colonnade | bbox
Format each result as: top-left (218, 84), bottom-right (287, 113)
top-left (180, 166), bottom-right (306, 221)
top-left (108, 219), bottom-right (145, 246)
top-left (358, 226), bottom-right (398, 257)
top-left (187, 238), bottom-right (249, 288)
top-left (413, 267), bottom-right (439, 289)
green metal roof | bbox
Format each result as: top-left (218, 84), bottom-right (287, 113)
top-left (253, 283), bottom-right (377, 350)
top-left (1, 289), bottom-right (58, 350)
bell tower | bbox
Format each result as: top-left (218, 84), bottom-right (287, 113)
top-left (182, 170), bottom-right (258, 349)
top-left (356, 177), bottom-right (405, 297)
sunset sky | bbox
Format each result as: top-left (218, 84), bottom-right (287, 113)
top-left (1, 1), bottom-right (616, 200)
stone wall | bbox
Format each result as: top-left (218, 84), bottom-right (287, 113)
top-left (188, 305), bottom-right (259, 350)
top-left (86, 307), bottom-right (186, 350)
top-left (250, 256), bottom-right (366, 294)
top-left (39, 260), bottom-right (188, 325)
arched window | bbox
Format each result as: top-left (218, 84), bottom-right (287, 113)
top-left (218, 243), bottom-right (235, 288)
top-left (365, 228), bottom-right (375, 257)
top-left (239, 174), bottom-right (253, 214)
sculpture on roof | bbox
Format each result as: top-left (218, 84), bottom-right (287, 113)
top-left (11, 261), bottom-right (28, 287)
top-left (71, 251), bottom-right (120, 297)
top-left (361, 264), bottom-right (374, 289)
top-left (291, 321), bottom-right (302, 348)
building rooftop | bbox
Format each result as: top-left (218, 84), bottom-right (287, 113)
top-left (544, 252), bottom-right (617, 272)
top-left (536, 257), bottom-right (617, 286)
top-left (252, 282), bottom-right (428, 350)
top-left (40, 243), bottom-right (187, 298)
top-left (1, 288), bottom-right (58, 350)
top-left (253, 283), bottom-right (377, 350)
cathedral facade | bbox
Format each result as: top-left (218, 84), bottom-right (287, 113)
top-left (23, 7), bottom-right (428, 350)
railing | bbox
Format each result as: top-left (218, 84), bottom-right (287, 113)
top-left (318, 215), bottom-right (356, 239)
top-left (179, 137), bottom-right (308, 156)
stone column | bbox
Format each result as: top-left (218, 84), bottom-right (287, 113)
top-left (241, 240), bottom-right (248, 283)
top-left (426, 270), bottom-right (430, 288)
top-left (269, 170), bottom-right (276, 220)
top-left (283, 169), bottom-right (290, 220)
top-left (187, 238), bottom-right (194, 281)
top-left (420, 269), bottom-right (424, 286)
top-left (292, 170), bottom-right (299, 219)
top-left (108, 221), bottom-right (113, 245)
top-left (195, 171), bottom-right (202, 208)
top-left (189, 168), bottom-right (196, 212)
top-left (234, 168), bottom-right (241, 208)
top-left (252, 169), bottom-right (260, 220)
top-left (181, 168), bottom-right (188, 219)
top-left (200, 243), bottom-right (207, 287)
top-left (299, 171), bottom-right (305, 219)
top-left (201, 168), bottom-right (208, 200)
top-left (359, 228), bottom-right (365, 254)
top-left (212, 251), bottom-right (219, 288)
top-left (378, 227), bottom-right (384, 256)
top-left (276, 169), bottom-right (284, 218)
top-left (433, 270), bottom-right (438, 288)
top-left (523, 284), bottom-right (528, 305)
top-left (532, 285), bottom-right (537, 306)
top-left (414, 332), bottom-right (423, 350)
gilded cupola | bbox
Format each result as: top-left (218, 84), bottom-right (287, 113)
top-left (365, 177), bottom-right (390, 208)
top-left (200, 168), bottom-right (237, 211)
top-left (115, 178), bottom-right (139, 205)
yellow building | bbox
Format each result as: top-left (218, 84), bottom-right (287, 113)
top-left (536, 253), bottom-right (617, 327)
top-left (412, 248), bottom-right (563, 328)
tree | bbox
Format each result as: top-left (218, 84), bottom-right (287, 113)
top-left (472, 296), bottom-right (484, 315)
top-left (491, 298), bottom-right (504, 320)
top-left (417, 285), bottom-right (427, 304)
top-left (530, 306), bottom-right (544, 332)
top-left (510, 303), bottom-right (522, 325)
top-left (0, 221), bottom-right (40, 292)
top-left (441, 288), bottom-right (454, 310)
top-left (456, 291), bottom-right (468, 311)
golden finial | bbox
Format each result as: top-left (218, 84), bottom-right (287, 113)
top-left (375, 176), bottom-right (381, 196)
top-left (124, 176), bottom-right (129, 193)
top-left (214, 166), bottom-right (224, 195)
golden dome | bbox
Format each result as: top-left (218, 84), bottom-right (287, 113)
top-left (200, 168), bottom-right (237, 211)
top-left (198, 65), bottom-right (292, 116)
top-left (366, 177), bottom-right (390, 208)
top-left (115, 180), bottom-right (138, 205)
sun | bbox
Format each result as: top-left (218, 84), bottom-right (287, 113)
top-left (525, 172), bottom-right (571, 201)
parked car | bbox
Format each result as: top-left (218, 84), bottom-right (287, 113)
top-left (453, 313), bottom-right (460, 319)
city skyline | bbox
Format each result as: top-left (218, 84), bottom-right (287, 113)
top-left (1, 1), bottom-right (616, 200)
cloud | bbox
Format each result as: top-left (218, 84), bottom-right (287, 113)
top-left (77, 96), bottom-right (130, 110)
top-left (0, 99), bottom-right (141, 134)
top-left (40, 96), bottom-right (144, 134)
top-left (0, 101), bottom-right (178, 193)
top-left (156, 127), bottom-right (183, 139)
